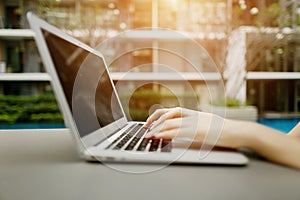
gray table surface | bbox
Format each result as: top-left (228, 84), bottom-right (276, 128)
top-left (0, 128), bottom-right (299, 200)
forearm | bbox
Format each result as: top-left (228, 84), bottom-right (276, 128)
top-left (224, 119), bottom-right (300, 169)
top-left (288, 122), bottom-right (300, 138)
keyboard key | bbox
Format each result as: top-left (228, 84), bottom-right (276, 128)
top-left (105, 124), bottom-right (135, 149)
top-left (137, 138), bottom-right (150, 151)
top-left (113, 124), bottom-right (143, 150)
top-left (105, 123), bottom-right (172, 153)
top-left (161, 139), bottom-right (172, 152)
top-left (149, 139), bottom-right (160, 152)
top-left (125, 128), bottom-right (147, 150)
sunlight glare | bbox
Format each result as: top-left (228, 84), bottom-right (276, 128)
top-left (169, 0), bottom-right (178, 11)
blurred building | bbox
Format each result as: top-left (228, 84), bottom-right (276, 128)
top-left (0, 0), bottom-right (299, 119)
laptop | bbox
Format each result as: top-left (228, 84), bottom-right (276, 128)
top-left (27, 12), bottom-right (248, 166)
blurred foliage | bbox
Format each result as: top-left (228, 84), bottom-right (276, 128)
top-left (120, 89), bottom-right (200, 121)
top-left (0, 94), bottom-right (63, 124)
top-left (0, 91), bottom-right (200, 124)
top-left (255, 3), bottom-right (283, 27)
top-left (212, 97), bottom-right (247, 107)
top-left (232, 3), bottom-right (295, 28)
top-left (0, 89), bottom-right (200, 125)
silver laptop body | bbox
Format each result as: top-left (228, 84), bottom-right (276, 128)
top-left (27, 12), bottom-right (248, 166)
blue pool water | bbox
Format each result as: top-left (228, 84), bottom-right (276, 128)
top-left (0, 123), bottom-right (66, 129)
top-left (258, 118), bottom-right (300, 133)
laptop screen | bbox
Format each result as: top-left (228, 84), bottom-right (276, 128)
top-left (42, 29), bottom-right (124, 137)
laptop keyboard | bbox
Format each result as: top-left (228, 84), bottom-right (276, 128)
top-left (105, 123), bottom-right (172, 152)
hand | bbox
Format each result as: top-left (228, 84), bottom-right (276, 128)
top-left (148, 108), bottom-right (300, 169)
top-left (144, 107), bottom-right (227, 147)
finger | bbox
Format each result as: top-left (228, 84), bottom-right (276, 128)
top-left (145, 123), bottom-right (167, 138)
top-left (146, 125), bottom-right (177, 139)
top-left (153, 129), bottom-right (177, 139)
top-left (152, 117), bottom-right (202, 141)
top-left (145, 118), bottom-right (183, 138)
top-left (153, 125), bottom-right (201, 141)
top-left (152, 126), bottom-right (189, 140)
top-left (144, 108), bottom-right (169, 127)
top-left (149, 107), bottom-right (183, 130)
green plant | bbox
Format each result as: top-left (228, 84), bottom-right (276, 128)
top-left (120, 89), bottom-right (200, 121)
top-left (254, 3), bottom-right (290, 27)
top-left (212, 97), bottom-right (247, 107)
top-left (0, 94), bottom-right (63, 124)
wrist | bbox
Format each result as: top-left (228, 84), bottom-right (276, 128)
top-left (222, 119), bottom-right (260, 150)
